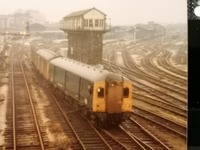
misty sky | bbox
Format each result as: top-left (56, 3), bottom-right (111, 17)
top-left (0, 0), bottom-right (187, 25)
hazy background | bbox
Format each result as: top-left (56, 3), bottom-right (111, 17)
top-left (0, 0), bottom-right (187, 25)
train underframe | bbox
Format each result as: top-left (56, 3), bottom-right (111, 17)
top-left (86, 111), bottom-right (131, 128)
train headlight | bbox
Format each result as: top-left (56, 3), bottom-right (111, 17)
top-left (97, 88), bottom-right (101, 92)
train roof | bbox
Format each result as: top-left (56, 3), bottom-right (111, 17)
top-left (36, 49), bottom-right (58, 61)
top-left (50, 57), bottom-right (109, 82)
top-left (50, 57), bottom-right (130, 83)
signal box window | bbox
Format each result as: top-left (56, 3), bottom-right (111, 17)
top-left (123, 88), bottom-right (129, 98)
top-left (100, 19), bottom-right (104, 27)
top-left (89, 19), bottom-right (93, 27)
top-left (95, 19), bottom-right (98, 27)
top-left (84, 19), bottom-right (88, 27)
top-left (97, 87), bottom-right (104, 98)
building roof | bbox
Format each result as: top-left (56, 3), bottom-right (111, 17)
top-left (64, 7), bottom-right (106, 18)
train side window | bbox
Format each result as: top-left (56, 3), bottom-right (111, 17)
top-left (123, 88), bottom-right (129, 98)
top-left (97, 87), bottom-right (104, 98)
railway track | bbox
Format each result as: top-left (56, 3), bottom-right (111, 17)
top-left (121, 118), bottom-right (171, 150)
top-left (103, 41), bottom-right (187, 149)
top-left (4, 46), bottom-right (45, 149)
top-left (98, 129), bottom-right (131, 149)
top-left (133, 93), bottom-right (187, 118)
top-left (21, 45), bottom-right (82, 149)
top-left (48, 86), bottom-right (136, 149)
top-left (121, 64), bottom-right (186, 101)
top-left (132, 108), bottom-right (186, 138)
top-left (103, 45), bottom-right (187, 107)
top-left (121, 45), bottom-right (187, 96)
top-left (104, 61), bottom-right (187, 109)
top-left (103, 126), bottom-right (152, 149)
top-left (103, 60), bottom-right (187, 129)
top-left (157, 50), bottom-right (187, 78)
top-left (140, 48), bottom-right (187, 87)
top-left (130, 40), bottom-right (186, 79)
top-left (64, 111), bottom-right (111, 149)
top-left (103, 48), bottom-right (187, 103)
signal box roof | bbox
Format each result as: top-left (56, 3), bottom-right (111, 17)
top-left (64, 7), bottom-right (106, 18)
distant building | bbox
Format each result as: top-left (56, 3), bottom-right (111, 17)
top-left (135, 22), bottom-right (165, 40)
top-left (27, 10), bottom-right (46, 25)
top-left (29, 23), bottom-right (46, 31)
top-left (104, 22), bottom-right (165, 42)
top-left (0, 15), bottom-right (7, 32)
top-left (104, 26), bottom-right (127, 39)
top-left (0, 10), bottom-right (46, 32)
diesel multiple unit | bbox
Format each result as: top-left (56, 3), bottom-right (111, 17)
top-left (31, 48), bottom-right (132, 126)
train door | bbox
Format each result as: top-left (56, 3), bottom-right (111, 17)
top-left (106, 82), bottom-right (123, 113)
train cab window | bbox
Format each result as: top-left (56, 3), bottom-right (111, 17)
top-left (97, 87), bottom-right (104, 98)
top-left (123, 87), bottom-right (129, 98)
top-left (89, 19), bottom-right (93, 27)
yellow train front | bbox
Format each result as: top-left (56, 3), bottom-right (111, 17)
top-left (91, 73), bottom-right (132, 126)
